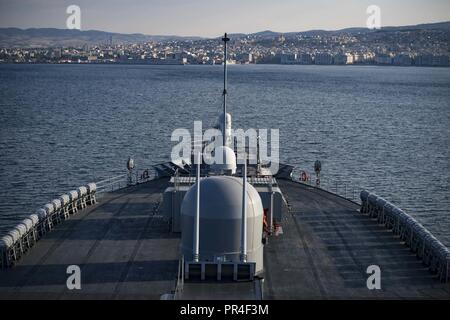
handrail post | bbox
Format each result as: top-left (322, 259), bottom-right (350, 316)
top-left (193, 152), bottom-right (201, 262)
top-left (241, 161), bottom-right (248, 262)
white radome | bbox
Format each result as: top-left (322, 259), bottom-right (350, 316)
top-left (210, 145), bottom-right (237, 174)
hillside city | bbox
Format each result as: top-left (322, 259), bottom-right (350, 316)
top-left (1, 28), bottom-right (450, 66)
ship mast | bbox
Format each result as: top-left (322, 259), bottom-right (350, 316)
top-left (222, 32), bottom-right (230, 147)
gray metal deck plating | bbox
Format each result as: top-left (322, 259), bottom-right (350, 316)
top-left (0, 178), bottom-right (177, 299)
top-left (0, 177), bottom-right (449, 299)
top-left (265, 179), bottom-right (450, 299)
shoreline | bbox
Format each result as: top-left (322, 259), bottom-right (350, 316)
top-left (1, 62), bottom-right (450, 68)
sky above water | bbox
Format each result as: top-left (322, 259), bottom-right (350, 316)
top-left (0, 0), bottom-right (449, 37)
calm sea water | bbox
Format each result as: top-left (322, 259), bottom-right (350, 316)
top-left (0, 64), bottom-right (449, 246)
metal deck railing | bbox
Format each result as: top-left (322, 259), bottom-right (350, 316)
top-left (96, 174), bottom-right (128, 194)
top-left (290, 167), bottom-right (363, 205)
top-left (95, 167), bottom-right (157, 196)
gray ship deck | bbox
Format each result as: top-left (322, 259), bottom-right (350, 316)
top-left (0, 178), bottom-right (177, 299)
top-left (0, 177), bottom-right (449, 299)
top-left (265, 179), bottom-right (450, 299)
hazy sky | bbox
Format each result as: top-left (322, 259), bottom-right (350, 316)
top-left (1, 0), bottom-right (449, 37)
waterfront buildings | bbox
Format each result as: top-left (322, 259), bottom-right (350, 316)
top-left (314, 53), bottom-right (333, 65)
top-left (1, 30), bottom-right (449, 67)
top-left (334, 53), bottom-right (354, 65)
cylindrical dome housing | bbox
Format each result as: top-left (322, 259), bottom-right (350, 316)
top-left (59, 194), bottom-right (70, 206)
top-left (51, 199), bottom-right (61, 211)
top-left (14, 224), bottom-right (27, 237)
top-left (77, 186), bottom-right (87, 197)
top-left (21, 218), bottom-right (33, 232)
top-left (7, 229), bottom-right (20, 242)
top-left (0, 235), bottom-right (14, 249)
top-left (43, 203), bottom-right (54, 215)
top-left (29, 214), bottom-right (39, 226)
top-left (180, 176), bottom-right (264, 274)
top-left (87, 183), bottom-right (97, 194)
top-left (69, 190), bottom-right (79, 202)
top-left (210, 146), bottom-right (237, 175)
top-left (35, 208), bottom-right (47, 221)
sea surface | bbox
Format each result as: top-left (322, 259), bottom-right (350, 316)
top-left (0, 64), bottom-right (449, 246)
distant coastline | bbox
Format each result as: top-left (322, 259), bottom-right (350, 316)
top-left (1, 21), bottom-right (449, 67)
top-left (1, 61), bottom-right (449, 68)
